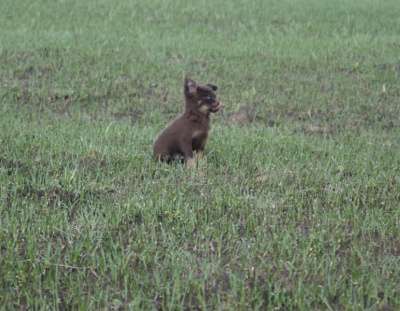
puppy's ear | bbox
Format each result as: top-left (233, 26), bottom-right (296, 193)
top-left (184, 77), bottom-right (197, 96)
top-left (207, 83), bottom-right (218, 91)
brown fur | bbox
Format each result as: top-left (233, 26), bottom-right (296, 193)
top-left (153, 77), bottom-right (223, 165)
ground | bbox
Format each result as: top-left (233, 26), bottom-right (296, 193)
top-left (0, 0), bottom-right (399, 309)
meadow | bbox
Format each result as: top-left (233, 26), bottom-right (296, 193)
top-left (0, 0), bottom-right (399, 309)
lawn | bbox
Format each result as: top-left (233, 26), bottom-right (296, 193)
top-left (0, 0), bottom-right (399, 309)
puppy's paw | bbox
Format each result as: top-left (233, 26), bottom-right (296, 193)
top-left (186, 157), bottom-right (196, 169)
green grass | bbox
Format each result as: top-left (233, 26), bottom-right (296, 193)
top-left (1, 0), bottom-right (400, 309)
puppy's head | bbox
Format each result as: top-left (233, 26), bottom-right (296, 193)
top-left (184, 78), bottom-right (222, 114)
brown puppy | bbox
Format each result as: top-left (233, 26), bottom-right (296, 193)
top-left (153, 77), bottom-right (223, 167)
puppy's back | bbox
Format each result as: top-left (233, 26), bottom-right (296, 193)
top-left (153, 116), bottom-right (185, 160)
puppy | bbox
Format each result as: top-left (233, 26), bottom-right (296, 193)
top-left (153, 77), bottom-right (223, 167)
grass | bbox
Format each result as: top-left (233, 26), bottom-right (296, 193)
top-left (1, 0), bottom-right (400, 309)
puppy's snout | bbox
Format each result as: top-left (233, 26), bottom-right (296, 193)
top-left (215, 100), bottom-right (223, 108)
top-left (211, 100), bottom-right (223, 112)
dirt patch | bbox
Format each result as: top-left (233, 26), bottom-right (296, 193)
top-left (296, 124), bottom-right (336, 136)
top-left (47, 93), bottom-right (74, 116)
top-left (0, 156), bottom-right (30, 175)
top-left (13, 64), bottom-right (53, 81)
top-left (226, 104), bottom-right (259, 125)
top-left (375, 62), bottom-right (400, 75)
top-left (78, 150), bottom-right (107, 171)
top-left (15, 184), bottom-right (115, 208)
top-left (225, 104), bottom-right (340, 130)
top-left (111, 107), bottom-right (143, 124)
top-left (0, 50), bottom-right (35, 63)
top-left (17, 185), bottom-right (80, 206)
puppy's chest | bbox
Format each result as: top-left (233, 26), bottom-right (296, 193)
top-left (191, 129), bottom-right (208, 151)
top-left (192, 129), bottom-right (207, 140)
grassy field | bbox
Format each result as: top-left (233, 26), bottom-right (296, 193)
top-left (1, 0), bottom-right (400, 309)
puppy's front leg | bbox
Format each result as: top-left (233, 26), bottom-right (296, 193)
top-left (195, 150), bottom-right (204, 161)
top-left (186, 157), bottom-right (196, 168)
top-left (180, 141), bottom-right (195, 168)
